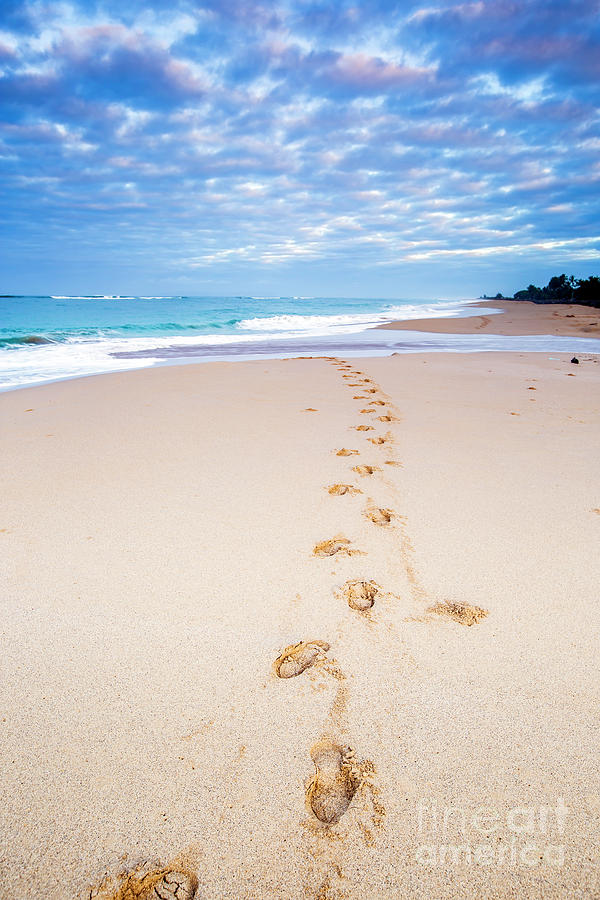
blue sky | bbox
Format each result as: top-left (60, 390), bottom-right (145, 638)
top-left (1, 0), bottom-right (599, 298)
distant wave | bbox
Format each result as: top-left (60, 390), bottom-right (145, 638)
top-left (237, 302), bottom-right (465, 335)
top-left (0, 322), bottom-right (231, 348)
top-left (0, 334), bottom-right (58, 347)
top-left (49, 295), bottom-right (184, 300)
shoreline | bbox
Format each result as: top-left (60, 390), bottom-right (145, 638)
top-left (377, 298), bottom-right (600, 337)
top-left (3, 297), bottom-right (600, 395)
top-left (1, 352), bottom-right (599, 898)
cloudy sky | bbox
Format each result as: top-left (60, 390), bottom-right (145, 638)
top-left (1, 0), bottom-right (599, 297)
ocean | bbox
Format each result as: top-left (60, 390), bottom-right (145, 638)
top-left (0, 294), bottom-right (466, 390)
top-left (1, 294), bottom-right (599, 392)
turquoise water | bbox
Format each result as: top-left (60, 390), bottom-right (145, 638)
top-left (2, 294), bottom-right (598, 391)
top-left (0, 294), bottom-right (466, 389)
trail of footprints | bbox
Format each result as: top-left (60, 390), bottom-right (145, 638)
top-left (276, 355), bottom-right (489, 836)
top-left (93, 356), bottom-right (488, 898)
top-left (272, 358), bottom-right (403, 832)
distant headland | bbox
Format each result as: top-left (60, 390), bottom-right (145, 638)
top-left (482, 274), bottom-right (600, 308)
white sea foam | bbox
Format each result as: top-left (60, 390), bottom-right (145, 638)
top-left (237, 301), bottom-right (464, 335)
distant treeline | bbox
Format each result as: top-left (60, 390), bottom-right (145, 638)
top-left (482, 274), bottom-right (600, 308)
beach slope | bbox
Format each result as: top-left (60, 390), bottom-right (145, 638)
top-left (0, 352), bottom-right (599, 898)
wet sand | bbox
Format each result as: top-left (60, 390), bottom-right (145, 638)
top-left (1, 352), bottom-right (599, 898)
top-left (378, 299), bottom-right (600, 337)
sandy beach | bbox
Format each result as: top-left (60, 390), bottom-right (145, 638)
top-left (378, 299), bottom-right (600, 338)
top-left (1, 349), bottom-right (599, 898)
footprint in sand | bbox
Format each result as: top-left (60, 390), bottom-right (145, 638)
top-left (306, 739), bottom-right (359, 824)
top-left (313, 536), bottom-right (358, 557)
top-left (352, 465), bottom-right (380, 476)
top-left (365, 506), bottom-right (394, 526)
top-left (336, 448), bottom-right (359, 456)
top-left (92, 866), bottom-right (197, 900)
top-left (359, 408), bottom-right (377, 414)
top-left (364, 389), bottom-right (379, 394)
top-left (327, 483), bottom-right (361, 495)
top-left (368, 436), bottom-right (387, 445)
top-left (275, 640), bottom-right (330, 678)
top-left (342, 580), bottom-right (379, 611)
top-left (385, 460), bottom-right (402, 467)
top-left (353, 425), bottom-right (374, 431)
top-left (368, 400), bottom-right (386, 406)
top-left (377, 415), bottom-right (396, 422)
top-left (428, 600), bottom-right (488, 626)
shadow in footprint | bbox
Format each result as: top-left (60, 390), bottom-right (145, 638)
top-left (365, 506), bottom-right (394, 526)
top-left (313, 536), bottom-right (359, 557)
top-left (327, 483), bottom-right (361, 495)
top-left (91, 866), bottom-right (197, 900)
top-left (306, 739), bottom-right (359, 825)
top-left (352, 465), bottom-right (380, 476)
top-left (275, 640), bottom-right (330, 678)
top-left (342, 580), bottom-right (379, 611)
top-left (428, 601), bottom-right (489, 626)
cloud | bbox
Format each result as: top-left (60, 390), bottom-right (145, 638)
top-left (0, 0), bottom-right (599, 295)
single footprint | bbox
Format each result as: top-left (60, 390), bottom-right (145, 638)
top-left (336, 448), bottom-right (359, 456)
top-left (306, 739), bottom-right (359, 824)
top-left (359, 408), bottom-right (376, 414)
top-left (304, 408), bottom-right (318, 412)
top-left (369, 400), bottom-right (386, 406)
top-left (353, 465), bottom-right (380, 476)
top-left (365, 506), bottom-right (394, 526)
top-left (353, 425), bottom-right (374, 431)
top-left (365, 389), bottom-right (379, 394)
top-left (385, 460), bottom-right (402, 467)
top-left (428, 601), bottom-right (489, 626)
top-left (275, 640), bottom-right (330, 678)
top-left (349, 383), bottom-right (363, 387)
top-left (92, 867), bottom-right (197, 900)
top-left (327, 483), bottom-right (361, 495)
top-left (342, 580), bottom-right (378, 611)
top-left (377, 415), bottom-right (396, 422)
top-left (313, 536), bottom-right (356, 557)
top-left (368, 436), bottom-right (387, 445)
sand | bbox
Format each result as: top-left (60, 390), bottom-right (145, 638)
top-left (1, 349), bottom-right (599, 898)
top-left (377, 298), bottom-right (600, 337)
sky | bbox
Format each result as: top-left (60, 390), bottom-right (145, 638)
top-left (0, 0), bottom-right (599, 298)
